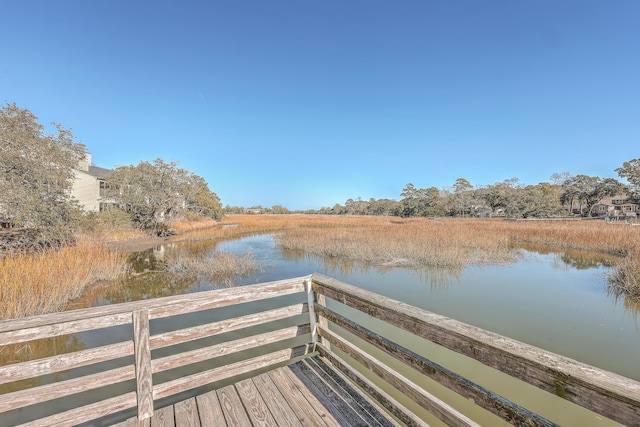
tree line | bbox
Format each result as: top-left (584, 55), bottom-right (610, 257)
top-left (1, 103), bottom-right (222, 250)
top-left (313, 167), bottom-right (640, 218)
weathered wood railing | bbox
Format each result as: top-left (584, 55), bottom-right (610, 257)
top-left (0, 277), bottom-right (313, 426)
top-left (310, 274), bottom-right (640, 427)
top-left (1, 274), bottom-right (639, 426)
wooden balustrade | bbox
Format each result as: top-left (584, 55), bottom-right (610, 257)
top-left (310, 273), bottom-right (640, 427)
top-left (0, 273), bottom-right (638, 426)
top-left (0, 277), bottom-right (312, 426)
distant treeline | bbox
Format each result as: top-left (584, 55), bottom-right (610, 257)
top-left (226, 163), bottom-right (640, 219)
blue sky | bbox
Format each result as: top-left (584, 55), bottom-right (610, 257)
top-left (2, 1), bottom-right (639, 210)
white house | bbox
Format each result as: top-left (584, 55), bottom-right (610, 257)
top-left (71, 153), bottom-right (114, 212)
top-left (592, 195), bottom-right (638, 218)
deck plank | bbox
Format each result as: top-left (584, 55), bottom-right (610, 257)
top-left (217, 384), bottom-right (252, 425)
top-left (151, 405), bottom-right (175, 427)
top-left (307, 357), bottom-right (401, 427)
top-left (174, 397), bottom-right (201, 427)
top-left (112, 416), bottom-right (152, 427)
top-left (274, 364), bottom-right (342, 427)
top-left (148, 357), bottom-right (399, 427)
top-left (251, 373), bottom-right (303, 427)
top-left (195, 390), bottom-right (227, 427)
top-left (235, 378), bottom-right (278, 426)
top-left (289, 360), bottom-right (371, 426)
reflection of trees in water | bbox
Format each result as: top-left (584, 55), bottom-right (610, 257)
top-left (101, 272), bottom-right (197, 305)
top-left (558, 253), bottom-right (611, 270)
top-left (70, 270), bottom-right (198, 308)
top-left (515, 242), bottom-right (616, 270)
top-left (0, 333), bottom-right (85, 394)
top-left (281, 248), bottom-right (462, 289)
top-left (516, 242), bottom-right (639, 315)
top-left (72, 239), bottom-right (263, 308)
top-left (126, 248), bottom-right (169, 274)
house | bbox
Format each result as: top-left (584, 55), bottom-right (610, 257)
top-left (592, 195), bottom-right (638, 218)
top-left (71, 152), bottom-right (114, 212)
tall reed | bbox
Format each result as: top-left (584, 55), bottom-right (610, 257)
top-left (166, 249), bottom-right (264, 287)
top-left (606, 248), bottom-right (640, 300)
top-left (0, 240), bottom-right (129, 320)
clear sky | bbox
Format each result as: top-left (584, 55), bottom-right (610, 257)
top-left (2, 1), bottom-right (639, 210)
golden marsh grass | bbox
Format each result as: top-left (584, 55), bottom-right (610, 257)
top-left (224, 215), bottom-right (640, 299)
top-left (0, 240), bottom-right (129, 320)
top-left (166, 249), bottom-right (264, 287)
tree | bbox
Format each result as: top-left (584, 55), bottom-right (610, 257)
top-left (518, 183), bottom-right (565, 218)
top-left (106, 158), bottom-right (221, 233)
top-left (451, 178), bottom-right (474, 216)
top-left (366, 198), bottom-right (400, 216)
top-left (616, 158), bottom-right (640, 202)
top-left (480, 178), bottom-right (522, 218)
top-left (344, 197), bottom-right (369, 215)
top-left (0, 103), bottom-right (86, 248)
top-left (400, 183), bottom-right (444, 217)
top-left (178, 174), bottom-right (223, 219)
top-left (269, 205), bottom-right (290, 214)
top-left (561, 175), bottom-right (625, 216)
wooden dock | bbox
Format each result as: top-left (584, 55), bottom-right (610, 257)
top-left (1, 274), bottom-right (639, 426)
top-left (113, 357), bottom-right (400, 427)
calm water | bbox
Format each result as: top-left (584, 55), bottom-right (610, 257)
top-left (4, 233), bottom-right (639, 426)
top-left (213, 234), bottom-right (639, 381)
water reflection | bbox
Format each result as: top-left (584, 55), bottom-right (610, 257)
top-left (281, 248), bottom-right (464, 289)
top-left (7, 234), bottom-right (640, 426)
top-left (515, 241), bottom-right (616, 270)
top-left (0, 334), bottom-right (86, 395)
top-left (63, 233), bottom-right (640, 382)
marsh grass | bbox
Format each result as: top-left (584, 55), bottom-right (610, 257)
top-left (167, 214), bottom-right (295, 243)
top-left (221, 215), bottom-right (640, 300)
top-left (99, 228), bottom-right (148, 241)
top-left (0, 240), bottom-right (129, 320)
top-left (276, 216), bottom-right (516, 268)
top-left (606, 248), bottom-right (640, 300)
top-left (168, 218), bottom-right (220, 234)
top-left (166, 249), bottom-right (264, 286)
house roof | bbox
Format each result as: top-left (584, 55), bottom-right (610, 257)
top-left (87, 165), bottom-right (113, 179)
top-left (595, 195), bottom-right (637, 207)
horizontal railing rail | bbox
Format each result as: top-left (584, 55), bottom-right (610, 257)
top-left (0, 276), bottom-right (313, 426)
top-left (2, 273), bottom-right (639, 426)
top-left (311, 273), bottom-right (640, 427)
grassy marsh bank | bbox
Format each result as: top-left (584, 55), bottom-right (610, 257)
top-left (222, 214), bottom-right (640, 299)
top-left (0, 239), bottom-right (129, 320)
top-left (3, 214), bottom-right (638, 321)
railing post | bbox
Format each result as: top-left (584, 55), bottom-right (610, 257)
top-left (307, 276), bottom-right (330, 352)
top-left (133, 309), bottom-right (154, 420)
top-left (315, 282), bottom-right (330, 352)
top-left (304, 277), bottom-right (318, 344)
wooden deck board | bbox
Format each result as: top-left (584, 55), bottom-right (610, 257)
top-left (116, 357), bottom-right (398, 426)
top-left (150, 405), bottom-right (175, 427)
top-left (195, 391), bottom-right (226, 427)
top-left (268, 363), bottom-right (338, 427)
top-left (174, 397), bottom-right (201, 427)
top-left (251, 373), bottom-right (303, 427)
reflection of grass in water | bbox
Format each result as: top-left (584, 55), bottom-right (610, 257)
top-left (166, 250), bottom-right (265, 287)
top-left (282, 248), bottom-right (463, 289)
top-left (606, 249), bottom-right (640, 304)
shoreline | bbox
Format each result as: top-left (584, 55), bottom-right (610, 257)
top-left (105, 236), bottom-right (168, 253)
